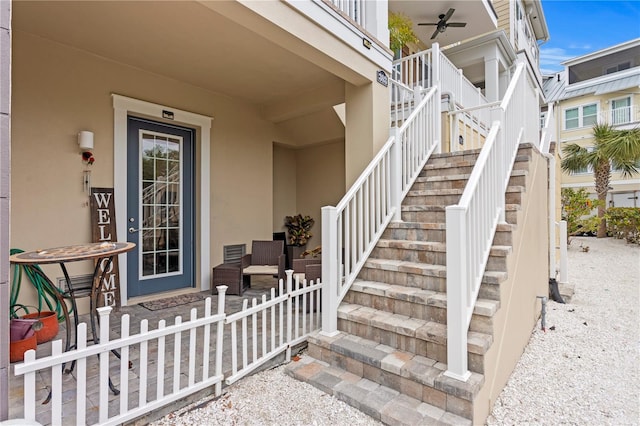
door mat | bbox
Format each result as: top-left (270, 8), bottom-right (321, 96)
top-left (139, 293), bottom-right (206, 311)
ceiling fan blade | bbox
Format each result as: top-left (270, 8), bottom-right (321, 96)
top-left (418, 23), bottom-right (438, 26)
top-left (448, 22), bottom-right (467, 27)
top-left (443, 8), bottom-right (455, 22)
top-left (430, 28), bottom-right (440, 40)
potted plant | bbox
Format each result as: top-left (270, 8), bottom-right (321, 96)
top-left (284, 214), bottom-right (315, 268)
top-left (389, 11), bottom-right (419, 58)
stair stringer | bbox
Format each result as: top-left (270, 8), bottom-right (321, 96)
top-left (471, 142), bottom-right (549, 422)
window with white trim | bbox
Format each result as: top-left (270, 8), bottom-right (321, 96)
top-left (610, 96), bottom-right (631, 125)
top-left (564, 103), bottom-right (598, 130)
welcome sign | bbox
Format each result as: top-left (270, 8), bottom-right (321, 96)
top-left (90, 187), bottom-right (121, 309)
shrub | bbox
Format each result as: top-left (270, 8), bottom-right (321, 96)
top-left (561, 188), bottom-right (602, 237)
top-left (605, 207), bottom-right (640, 244)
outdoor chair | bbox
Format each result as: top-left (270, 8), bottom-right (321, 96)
top-left (241, 240), bottom-right (285, 289)
top-left (287, 259), bottom-right (321, 312)
top-left (284, 258), bottom-right (321, 284)
top-left (305, 263), bottom-right (322, 283)
top-left (212, 244), bottom-right (246, 296)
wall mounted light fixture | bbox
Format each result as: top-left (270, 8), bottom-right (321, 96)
top-left (79, 131), bottom-right (95, 165)
top-left (78, 131), bottom-right (94, 196)
top-left (78, 131), bottom-right (94, 150)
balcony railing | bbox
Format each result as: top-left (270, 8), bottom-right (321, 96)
top-left (328, 0), bottom-right (366, 27)
top-left (601, 105), bottom-right (640, 126)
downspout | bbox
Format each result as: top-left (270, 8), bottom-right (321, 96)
top-left (542, 149), bottom-right (556, 280)
top-left (540, 99), bottom-right (557, 281)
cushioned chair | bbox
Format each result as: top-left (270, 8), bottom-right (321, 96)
top-left (284, 258), bottom-right (321, 284)
top-left (241, 240), bottom-right (285, 288)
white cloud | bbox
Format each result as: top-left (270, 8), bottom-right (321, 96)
top-left (539, 47), bottom-right (574, 71)
top-left (568, 43), bottom-right (592, 50)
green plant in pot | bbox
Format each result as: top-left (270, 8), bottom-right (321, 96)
top-left (389, 11), bottom-right (419, 58)
top-left (284, 214), bottom-right (315, 268)
top-left (284, 214), bottom-right (315, 247)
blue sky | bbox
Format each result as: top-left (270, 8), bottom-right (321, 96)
top-left (539, 0), bottom-right (640, 75)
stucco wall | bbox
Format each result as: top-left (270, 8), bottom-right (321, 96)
top-left (11, 31), bottom-right (288, 302)
top-left (273, 145), bottom-right (297, 235)
top-left (273, 141), bottom-right (346, 249)
top-left (295, 140), bottom-right (345, 249)
top-left (474, 144), bottom-right (549, 422)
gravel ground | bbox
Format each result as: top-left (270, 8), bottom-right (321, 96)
top-left (152, 236), bottom-right (639, 426)
top-left (487, 236), bottom-right (640, 426)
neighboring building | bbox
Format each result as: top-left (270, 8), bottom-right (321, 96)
top-left (544, 38), bottom-right (640, 207)
top-left (4, 1), bottom-right (555, 424)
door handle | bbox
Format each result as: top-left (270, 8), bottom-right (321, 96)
top-left (128, 227), bottom-right (140, 234)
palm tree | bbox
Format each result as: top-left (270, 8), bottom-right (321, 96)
top-left (561, 123), bottom-right (640, 238)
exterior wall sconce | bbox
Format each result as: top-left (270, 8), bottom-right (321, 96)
top-left (79, 131), bottom-right (95, 165)
top-left (78, 131), bottom-right (94, 196)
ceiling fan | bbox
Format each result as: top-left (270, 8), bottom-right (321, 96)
top-left (418, 8), bottom-right (467, 40)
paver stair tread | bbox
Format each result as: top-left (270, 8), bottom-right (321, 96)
top-left (386, 221), bottom-right (514, 233)
top-left (415, 173), bottom-right (471, 183)
top-left (364, 258), bottom-right (446, 276)
top-left (386, 221), bottom-right (446, 230)
top-left (363, 257), bottom-right (509, 283)
top-left (407, 188), bottom-right (464, 196)
top-left (337, 303), bottom-right (493, 355)
top-left (374, 239), bottom-right (511, 257)
top-left (351, 279), bottom-right (499, 317)
top-left (408, 185), bottom-right (524, 197)
top-left (285, 355), bottom-right (474, 425)
top-left (303, 331), bottom-right (485, 402)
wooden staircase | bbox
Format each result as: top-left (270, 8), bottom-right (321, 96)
top-left (286, 145), bottom-right (535, 425)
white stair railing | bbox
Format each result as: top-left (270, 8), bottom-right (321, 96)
top-left (321, 85), bottom-right (440, 335)
top-left (445, 62), bottom-right (535, 381)
top-left (392, 48), bottom-right (434, 89)
top-left (390, 79), bottom-right (419, 127)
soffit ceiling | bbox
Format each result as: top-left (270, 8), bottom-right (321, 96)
top-left (11, 1), bottom-right (341, 106)
top-left (390, 0), bottom-right (497, 49)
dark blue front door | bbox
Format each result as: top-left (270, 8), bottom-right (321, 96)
top-left (127, 117), bottom-right (195, 297)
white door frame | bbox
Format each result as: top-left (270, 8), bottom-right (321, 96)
top-left (112, 94), bottom-right (212, 304)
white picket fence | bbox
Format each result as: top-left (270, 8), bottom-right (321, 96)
top-left (13, 271), bottom-right (322, 426)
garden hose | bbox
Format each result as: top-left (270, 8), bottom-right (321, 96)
top-left (10, 248), bottom-right (68, 322)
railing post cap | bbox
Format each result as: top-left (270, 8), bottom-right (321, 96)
top-left (96, 306), bottom-right (112, 316)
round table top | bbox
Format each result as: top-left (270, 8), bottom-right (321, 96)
top-left (10, 242), bottom-right (136, 265)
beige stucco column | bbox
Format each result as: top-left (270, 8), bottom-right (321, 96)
top-left (344, 80), bottom-right (390, 188)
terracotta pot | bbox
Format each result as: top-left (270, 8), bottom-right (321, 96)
top-left (10, 334), bottom-right (37, 363)
top-left (21, 311), bottom-right (58, 344)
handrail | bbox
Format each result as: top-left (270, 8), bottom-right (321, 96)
top-left (448, 101), bottom-right (501, 115)
top-left (444, 62), bottom-right (530, 381)
top-left (321, 85), bottom-right (440, 335)
top-left (539, 102), bottom-right (555, 154)
top-left (390, 79), bottom-right (419, 127)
